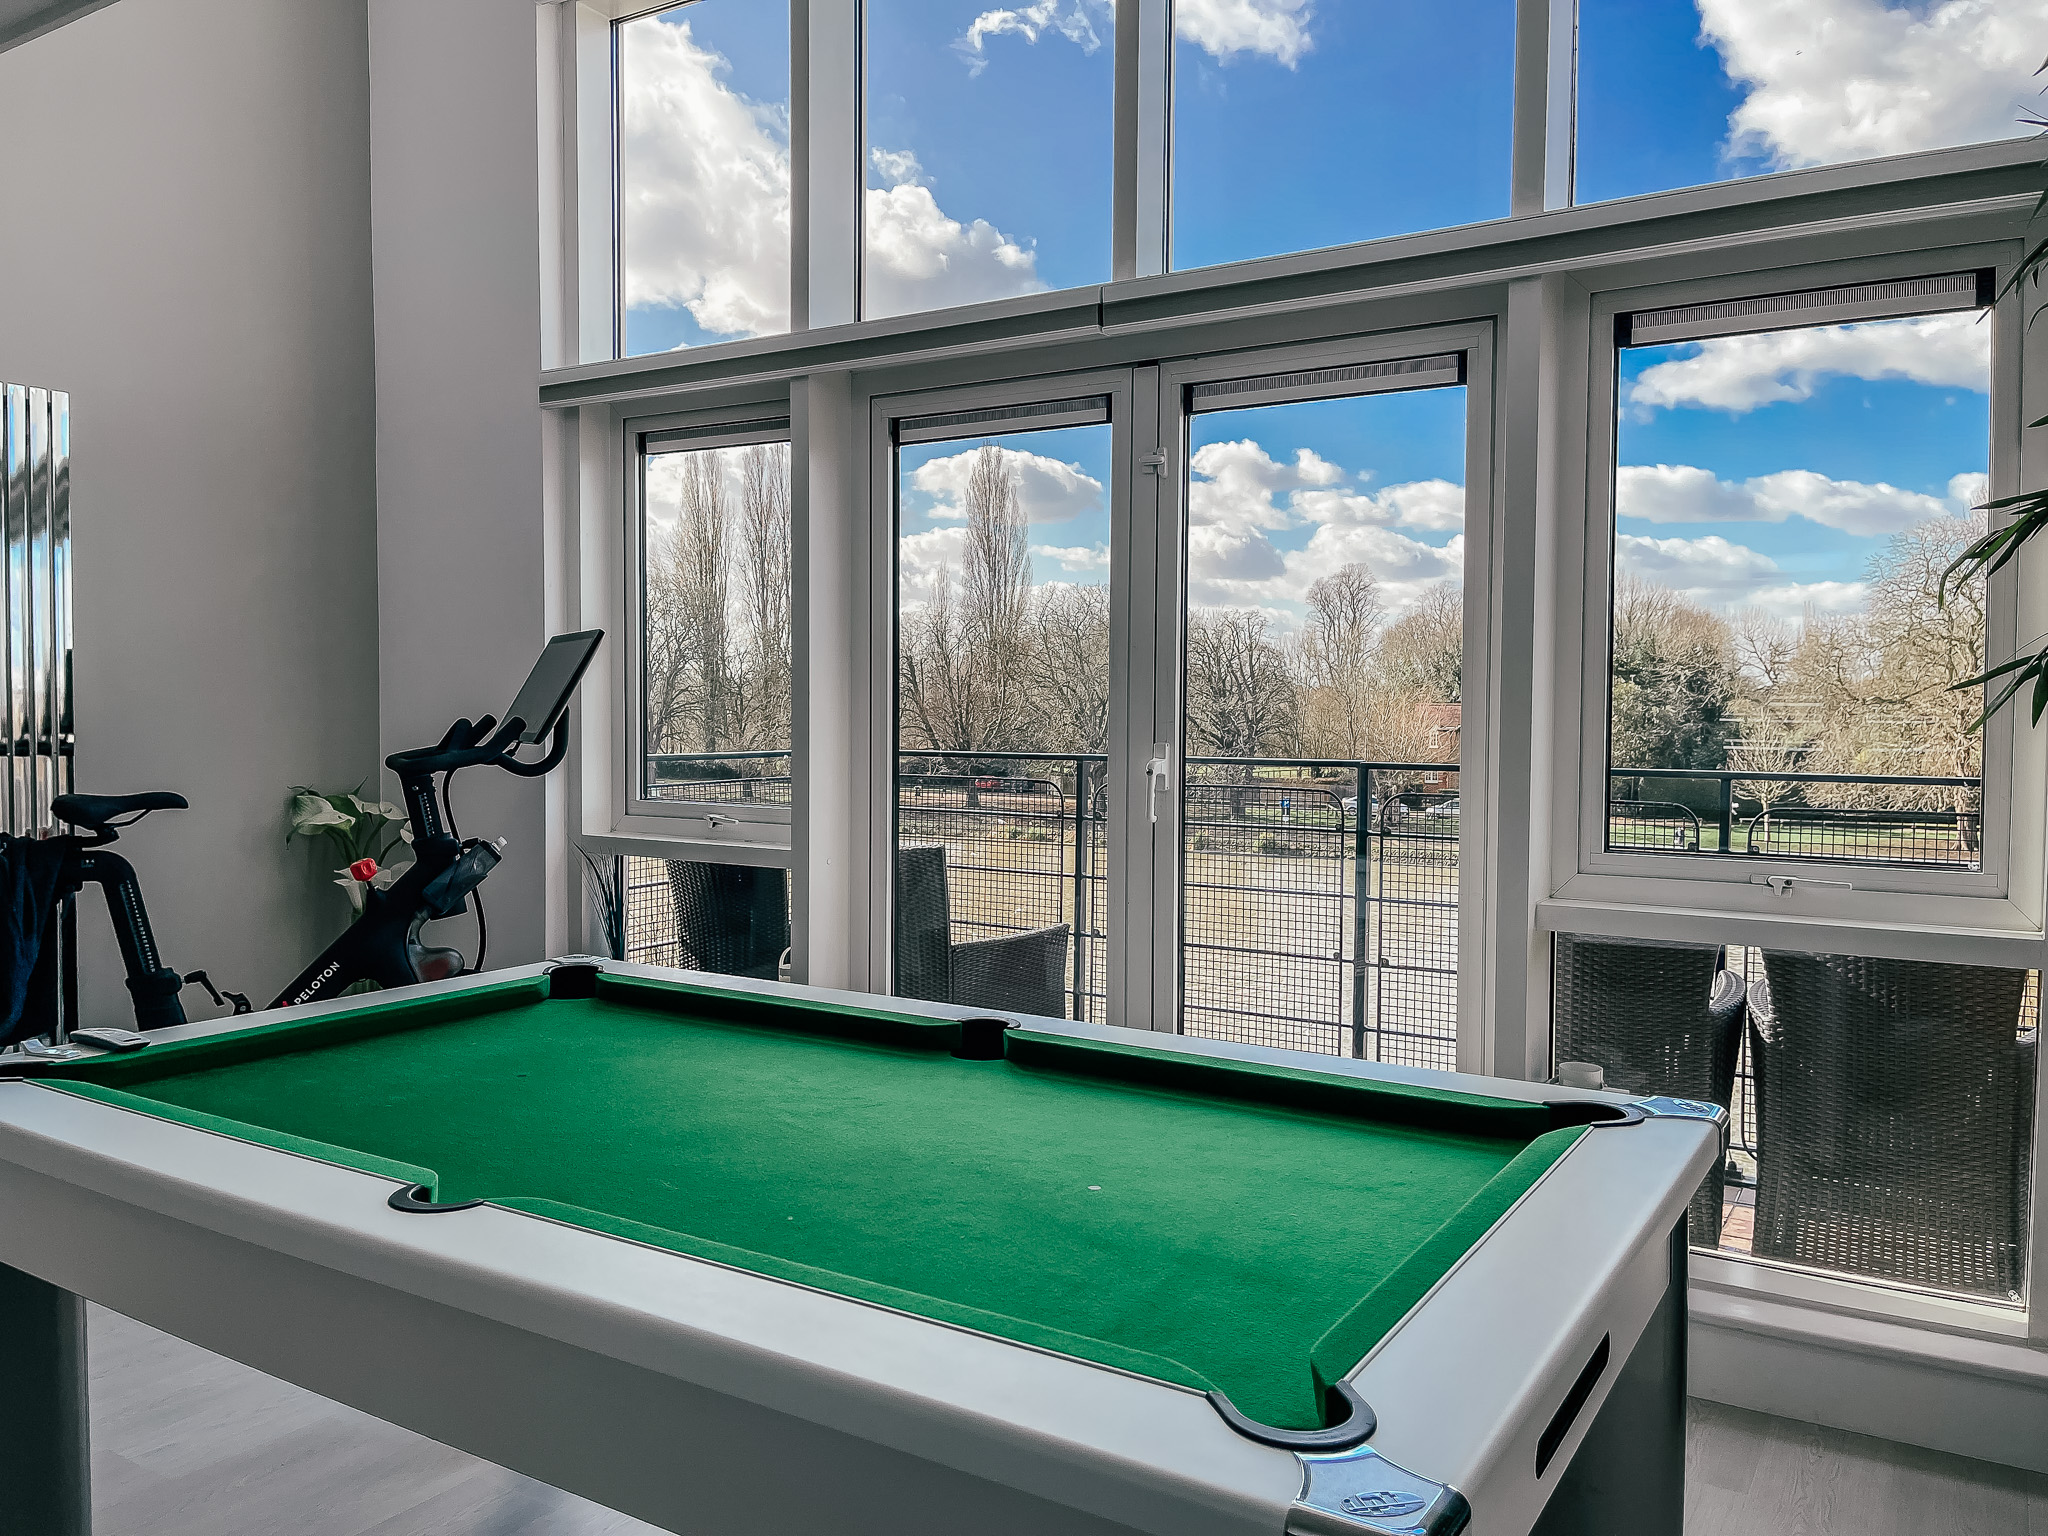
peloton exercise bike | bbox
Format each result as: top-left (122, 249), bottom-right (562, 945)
top-left (21, 630), bottom-right (601, 1043)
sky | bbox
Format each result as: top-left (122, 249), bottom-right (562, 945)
top-left (616, 0), bottom-right (2046, 348)
top-left (621, 0), bottom-right (2023, 638)
top-left (897, 425), bottom-right (1115, 607)
top-left (1614, 313), bottom-right (1990, 619)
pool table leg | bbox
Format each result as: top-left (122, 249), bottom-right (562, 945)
top-left (0, 1261), bottom-right (91, 1536)
top-left (1529, 1220), bottom-right (1687, 1536)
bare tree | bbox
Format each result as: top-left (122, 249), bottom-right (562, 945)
top-left (1381, 584), bottom-right (1463, 703)
top-left (1028, 582), bottom-right (1111, 752)
top-left (735, 443), bottom-right (792, 749)
top-left (1295, 564), bottom-right (1383, 759)
top-left (1186, 609), bottom-right (1300, 759)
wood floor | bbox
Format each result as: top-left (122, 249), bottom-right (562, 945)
top-left (87, 1305), bottom-right (2046, 1536)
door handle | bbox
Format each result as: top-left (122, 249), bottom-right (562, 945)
top-left (1145, 745), bottom-right (1173, 825)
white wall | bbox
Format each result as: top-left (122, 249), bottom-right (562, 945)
top-left (368, 0), bottom-right (552, 969)
top-left (0, 0), bottom-right (381, 1020)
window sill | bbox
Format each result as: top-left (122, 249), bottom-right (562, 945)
top-left (1537, 892), bottom-right (2045, 971)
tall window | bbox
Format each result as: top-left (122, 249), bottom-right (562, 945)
top-left (893, 405), bottom-right (1113, 1018)
top-left (1602, 276), bottom-right (1993, 870)
top-left (638, 428), bottom-right (793, 814)
top-left (618, 3), bottom-right (792, 356)
top-left (1176, 366), bottom-right (1467, 1065)
top-left (864, 0), bottom-right (1113, 320)
top-left (1171, 1), bottom-right (1514, 271)
top-left (1575, 0), bottom-right (2045, 207)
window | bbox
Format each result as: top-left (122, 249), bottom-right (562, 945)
top-left (1599, 274), bottom-right (1995, 878)
top-left (891, 399), bottom-right (1113, 1019)
top-left (1171, 0), bottom-right (1515, 270)
top-left (617, 3), bottom-right (792, 355)
top-left (636, 423), bottom-right (793, 822)
top-left (863, 0), bottom-right (1112, 320)
top-left (1176, 361), bottom-right (1468, 1065)
top-left (1575, 0), bottom-right (2045, 207)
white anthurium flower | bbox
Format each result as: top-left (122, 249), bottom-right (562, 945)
top-left (369, 862), bottom-right (407, 890)
top-left (334, 870), bottom-right (369, 913)
top-left (291, 793), bottom-right (353, 835)
top-left (348, 795), bottom-right (405, 821)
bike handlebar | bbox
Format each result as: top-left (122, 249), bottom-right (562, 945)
top-left (385, 713), bottom-right (568, 781)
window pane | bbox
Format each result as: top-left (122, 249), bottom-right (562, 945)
top-left (1604, 304), bottom-right (1992, 866)
top-left (894, 421), bottom-right (1113, 1019)
top-left (1171, 1), bottom-right (1514, 271)
top-left (1576, 0), bottom-right (2043, 207)
top-left (619, 4), bottom-right (791, 356)
top-left (623, 855), bottom-right (791, 978)
top-left (1180, 385), bottom-right (1466, 1066)
top-left (641, 440), bottom-right (792, 806)
top-left (865, 1), bottom-right (1112, 321)
top-left (1551, 934), bottom-right (2037, 1304)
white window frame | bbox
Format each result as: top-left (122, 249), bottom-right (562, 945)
top-left (623, 408), bottom-right (797, 838)
top-left (861, 369), bottom-right (1137, 1008)
top-left (1545, 241), bottom-right (2042, 955)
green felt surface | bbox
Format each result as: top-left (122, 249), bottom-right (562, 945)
top-left (46, 974), bottom-right (1583, 1429)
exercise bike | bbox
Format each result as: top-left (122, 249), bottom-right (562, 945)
top-left (16, 630), bottom-right (601, 1044)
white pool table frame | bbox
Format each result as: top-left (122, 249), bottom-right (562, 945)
top-left (0, 960), bottom-right (1720, 1536)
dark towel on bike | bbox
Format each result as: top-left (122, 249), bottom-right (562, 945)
top-left (0, 835), bottom-right (70, 1047)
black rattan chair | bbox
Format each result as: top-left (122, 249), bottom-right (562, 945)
top-left (1748, 952), bottom-right (2035, 1300)
top-left (895, 844), bottom-right (1070, 1018)
top-left (667, 861), bottom-right (790, 981)
top-left (1552, 934), bottom-right (1745, 1246)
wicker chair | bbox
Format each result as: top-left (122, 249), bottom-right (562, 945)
top-left (1552, 934), bottom-right (1745, 1247)
top-left (894, 844), bottom-right (1071, 1018)
top-left (666, 861), bottom-right (790, 981)
top-left (1749, 952), bottom-right (2035, 1301)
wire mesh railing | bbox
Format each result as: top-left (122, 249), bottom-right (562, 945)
top-left (1606, 767), bottom-right (1982, 866)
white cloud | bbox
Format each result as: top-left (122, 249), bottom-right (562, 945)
top-left (1183, 440), bottom-right (1462, 614)
top-left (1176, 0), bottom-right (1316, 66)
top-left (1617, 462), bottom-right (1974, 537)
top-left (956, 0), bottom-right (1313, 67)
top-left (1626, 312), bottom-right (1989, 415)
top-left (1617, 532), bottom-right (1871, 618)
top-left (898, 526), bottom-right (968, 608)
top-left (864, 150), bottom-right (1047, 319)
top-left (1031, 543), bottom-right (1111, 573)
top-left (618, 15), bottom-right (792, 340)
top-left (910, 445), bottom-right (1103, 525)
top-left (1700, 0), bottom-right (2048, 171)
top-left (955, 1), bottom-right (1108, 75)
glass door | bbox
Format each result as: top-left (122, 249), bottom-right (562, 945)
top-left (1157, 350), bottom-right (1474, 1066)
top-left (888, 390), bottom-right (1122, 1022)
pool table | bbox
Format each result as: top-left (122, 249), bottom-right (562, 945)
top-left (0, 959), bottom-right (1723, 1536)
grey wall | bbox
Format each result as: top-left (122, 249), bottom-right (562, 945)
top-left (368, 0), bottom-right (551, 970)
top-left (0, 0), bottom-right (381, 1019)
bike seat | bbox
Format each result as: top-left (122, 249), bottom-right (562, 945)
top-left (51, 791), bottom-right (188, 831)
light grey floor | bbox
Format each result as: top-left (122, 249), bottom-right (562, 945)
top-left (88, 1305), bottom-right (2046, 1536)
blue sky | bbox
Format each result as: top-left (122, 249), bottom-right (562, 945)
top-left (621, 1), bottom-right (2025, 631)
top-left (1611, 313), bottom-right (1990, 617)
top-left (619, 1), bottom-right (2039, 347)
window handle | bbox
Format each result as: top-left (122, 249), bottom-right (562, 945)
top-left (1749, 873), bottom-right (1853, 897)
top-left (1145, 745), bottom-right (1173, 825)
top-left (1138, 448), bottom-right (1171, 477)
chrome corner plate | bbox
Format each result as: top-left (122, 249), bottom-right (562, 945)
top-left (1633, 1095), bottom-right (1728, 1129)
top-left (1289, 1444), bottom-right (1471, 1536)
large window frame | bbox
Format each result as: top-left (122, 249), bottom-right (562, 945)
top-left (1560, 246), bottom-right (2035, 922)
top-left (538, 0), bottom-right (2048, 1395)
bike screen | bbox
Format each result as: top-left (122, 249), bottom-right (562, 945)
top-left (504, 630), bottom-right (603, 743)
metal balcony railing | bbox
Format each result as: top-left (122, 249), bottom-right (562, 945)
top-left (624, 754), bottom-right (1989, 1076)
